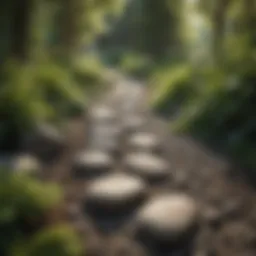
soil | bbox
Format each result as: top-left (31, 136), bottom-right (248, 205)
top-left (38, 80), bottom-right (256, 256)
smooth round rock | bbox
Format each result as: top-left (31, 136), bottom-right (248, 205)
top-left (135, 194), bottom-right (199, 245)
top-left (85, 174), bottom-right (147, 216)
top-left (72, 150), bottom-right (113, 178)
top-left (11, 154), bottom-right (40, 175)
top-left (124, 153), bottom-right (169, 182)
top-left (87, 125), bottom-right (121, 156)
top-left (89, 106), bottom-right (116, 122)
top-left (128, 132), bottom-right (161, 153)
top-left (91, 125), bottom-right (122, 144)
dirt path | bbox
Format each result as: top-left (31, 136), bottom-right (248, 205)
top-left (44, 78), bottom-right (256, 256)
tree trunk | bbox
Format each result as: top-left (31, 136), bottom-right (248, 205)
top-left (60, 0), bottom-right (78, 63)
top-left (212, 0), bottom-right (229, 62)
top-left (142, 0), bottom-right (180, 60)
top-left (11, 0), bottom-right (33, 61)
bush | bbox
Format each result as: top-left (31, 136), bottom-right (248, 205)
top-left (0, 171), bottom-right (63, 255)
top-left (0, 59), bottom-right (91, 152)
top-left (11, 225), bottom-right (83, 256)
top-left (73, 55), bottom-right (105, 91)
top-left (151, 61), bottom-right (256, 169)
top-left (149, 64), bottom-right (193, 115)
top-left (0, 171), bottom-right (62, 220)
top-left (118, 52), bottom-right (154, 79)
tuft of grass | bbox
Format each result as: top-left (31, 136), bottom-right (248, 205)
top-left (11, 225), bottom-right (83, 256)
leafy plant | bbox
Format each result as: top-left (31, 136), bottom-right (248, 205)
top-left (149, 64), bottom-right (193, 114)
top-left (11, 225), bottom-right (83, 256)
top-left (0, 170), bottom-right (63, 255)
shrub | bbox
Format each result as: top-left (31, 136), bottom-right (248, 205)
top-left (0, 171), bottom-right (63, 255)
top-left (11, 225), bottom-right (83, 256)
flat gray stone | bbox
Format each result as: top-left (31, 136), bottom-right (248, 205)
top-left (0, 154), bottom-right (40, 176)
top-left (87, 125), bottom-right (121, 156)
top-left (89, 106), bottom-right (117, 122)
top-left (11, 154), bottom-right (40, 175)
top-left (124, 153), bottom-right (170, 182)
top-left (72, 150), bottom-right (113, 178)
top-left (127, 132), bottom-right (161, 153)
top-left (135, 194), bottom-right (199, 244)
top-left (85, 173), bottom-right (147, 216)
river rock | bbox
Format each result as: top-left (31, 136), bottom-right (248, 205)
top-left (127, 132), bottom-right (161, 153)
top-left (72, 150), bottom-right (113, 179)
top-left (84, 173), bottom-right (147, 216)
top-left (11, 154), bottom-right (40, 176)
top-left (124, 153), bottom-right (170, 182)
top-left (89, 106), bottom-right (117, 123)
top-left (87, 131), bottom-right (120, 157)
top-left (0, 154), bottom-right (40, 176)
top-left (134, 194), bottom-right (200, 247)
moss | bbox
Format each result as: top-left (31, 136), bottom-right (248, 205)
top-left (0, 172), bottom-right (63, 220)
top-left (149, 64), bottom-right (193, 114)
top-left (0, 171), bottom-right (64, 255)
top-left (11, 225), bottom-right (83, 256)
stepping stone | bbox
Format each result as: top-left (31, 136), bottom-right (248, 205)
top-left (84, 173), bottom-right (147, 217)
top-left (89, 106), bottom-right (117, 122)
top-left (11, 154), bottom-right (40, 176)
top-left (72, 150), bottom-right (113, 179)
top-left (87, 125), bottom-right (122, 156)
top-left (127, 132), bottom-right (161, 153)
top-left (124, 153), bottom-right (170, 182)
top-left (134, 194), bottom-right (200, 247)
top-left (0, 154), bottom-right (40, 176)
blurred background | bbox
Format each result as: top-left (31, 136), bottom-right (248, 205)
top-left (0, 0), bottom-right (255, 255)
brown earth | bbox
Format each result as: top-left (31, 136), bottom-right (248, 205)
top-left (39, 79), bottom-right (256, 256)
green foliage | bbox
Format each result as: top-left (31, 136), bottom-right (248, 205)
top-left (0, 56), bottom-right (106, 151)
top-left (73, 55), bottom-right (105, 92)
top-left (0, 171), bottom-right (62, 220)
top-left (152, 61), bottom-right (256, 168)
top-left (1, 60), bottom-right (82, 123)
top-left (35, 60), bottom-right (87, 118)
top-left (11, 225), bottom-right (83, 256)
top-left (149, 64), bottom-right (193, 113)
top-left (149, 0), bottom-right (256, 170)
top-left (118, 52), bottom-right (154, 78)
top-left (0, 171), bottom-right (63, 255)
